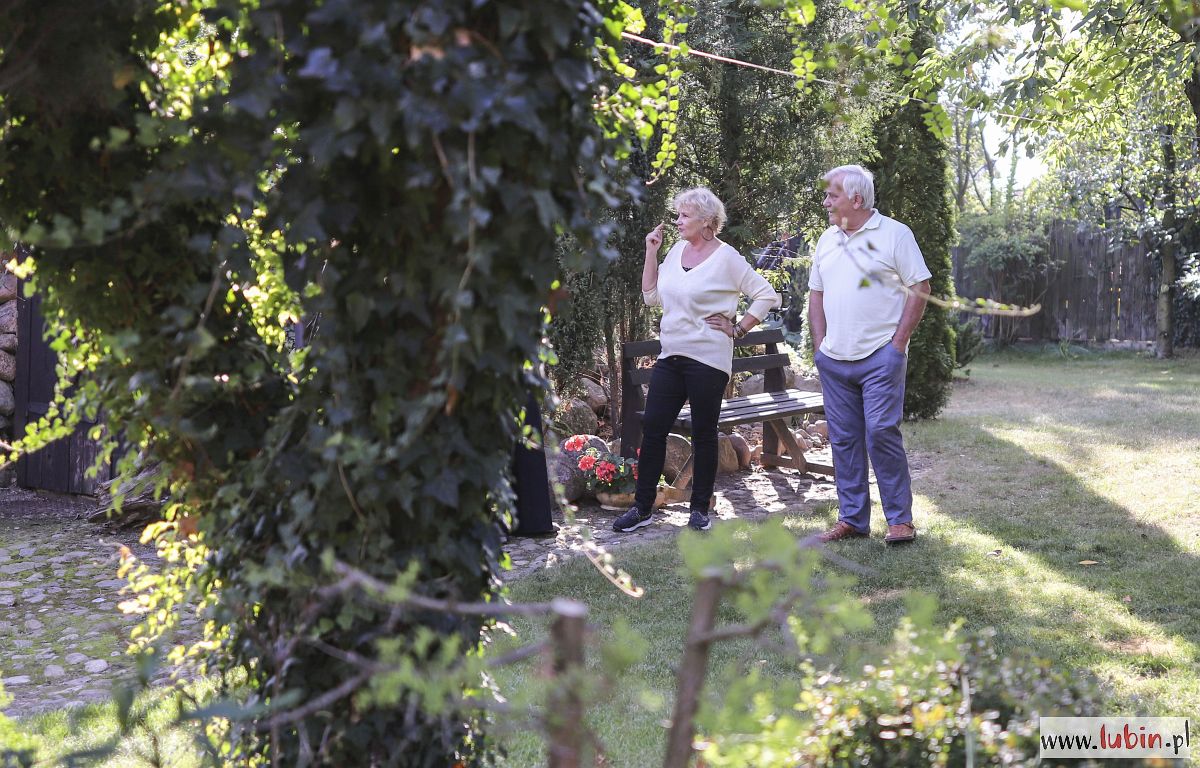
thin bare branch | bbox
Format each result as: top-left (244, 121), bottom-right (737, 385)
top-left (328, 560), bottom-right (558, 617)
top-left (254, 673), bottom-right (370, 732)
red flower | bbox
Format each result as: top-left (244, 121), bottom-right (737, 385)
top-left (564, 435), bottom-right (587, 452)
top-left (578, 455), bottom-right (596, 471)
top-left (598, 461), bottom-right (615, 473)
top-left (632, 465), bottom-right (639, 480)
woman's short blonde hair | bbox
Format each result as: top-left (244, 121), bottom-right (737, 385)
top-left (672, 187), bottom-right (727, 235)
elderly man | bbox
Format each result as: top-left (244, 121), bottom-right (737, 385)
top-left (808, 165), bottom-right (931, 545)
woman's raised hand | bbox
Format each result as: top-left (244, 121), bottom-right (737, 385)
top-left (645, 223), bottom-right (664, 253)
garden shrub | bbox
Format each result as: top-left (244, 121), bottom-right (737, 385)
top-left (870, 30), bottom-right (957, 420)
top-left (695, 591), bottom-right (1134, 768)
top-left (547, 237), bottom-right (607, 398)
top-left (798, 624), bottom-right (1131, 767)
top-left (954, 315), bottom-right (985, 369)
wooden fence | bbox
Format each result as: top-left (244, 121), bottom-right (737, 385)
top-left (952, 219), bottom-right (1158, 343)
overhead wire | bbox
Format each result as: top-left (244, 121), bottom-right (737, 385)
top-left (619, 30), bottom-right (1200, 145)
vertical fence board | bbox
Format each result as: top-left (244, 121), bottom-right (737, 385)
top-left (15, 287), bottom-right (114, 494)
top-left (952, 220), bottom-right (1154, 343)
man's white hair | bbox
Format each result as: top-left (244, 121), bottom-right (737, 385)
top-left (824, 165), bottom-right (875, 210)
top-left (672, 186), bottom-right (727, 234)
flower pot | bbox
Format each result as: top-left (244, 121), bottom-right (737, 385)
top-left (595, 491), bottom-right (636, 511)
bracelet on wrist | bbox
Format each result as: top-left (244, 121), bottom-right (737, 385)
top-left (733, 322), bottom-right (747, 339)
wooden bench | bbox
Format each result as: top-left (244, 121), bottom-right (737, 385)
top-left (618, 328), bottom-right (833, 486)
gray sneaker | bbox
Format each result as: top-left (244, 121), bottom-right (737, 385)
top-left (612, 506), bottom-right (653, 533)
top-left (687, 510), bottom-right (711, 531)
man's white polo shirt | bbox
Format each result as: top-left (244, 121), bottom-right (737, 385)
top-left (808, 209), bottom-right (931, 361)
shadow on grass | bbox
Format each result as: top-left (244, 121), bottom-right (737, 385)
top-left (498, 354), bottom-right (1200, 762)
top-left (797, 415), bottom-right (1200, 715)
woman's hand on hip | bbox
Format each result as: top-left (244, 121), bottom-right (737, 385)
top-left (645, 223), bottom-right (664, 254)
top-left (705, 314), bottom-right (735, 337)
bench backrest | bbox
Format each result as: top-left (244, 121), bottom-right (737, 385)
top-left (618, 328), bottom-right (791, 457)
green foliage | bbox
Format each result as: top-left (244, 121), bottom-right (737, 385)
top-left (548, 144), bottom-right (660, 421)
top-left (958, 211), bottom-right (1049, 278)
top-left (1176, 247), bottom-right (1200, 348)
top-left (870, 29), bottom-right (956, 420)
top-left (0, 685), bottom-right (36, 768)
top-left (673, 523), bottom-right (1114, 767)
top-left (956, 208), bottom-right (1056, 345)
top-left (929, 0), bottom-right (1199, 143)
top-left (574, 444), bottom-right (639, 494)
top-left (545, 250), bottom-right (607, 397)
top-left (777, 622), bottom-right (1125, 767)
top-left (0, 1), bottom-right (626, 765)
top-left (953, 315), bottom-right (984, 369)
top-left (669, 0), bottom-right (880, 244)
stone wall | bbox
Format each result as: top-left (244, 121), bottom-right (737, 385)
top-left (0, 269), bottom-right (15, 426)
top-left (0, 267), bottom-right (16, 486)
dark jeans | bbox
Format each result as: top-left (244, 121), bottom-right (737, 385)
top-left (635, 355), bottom-right (729, 513)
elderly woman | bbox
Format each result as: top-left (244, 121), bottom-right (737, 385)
top-left (613, 187), bottom-right (780, 533)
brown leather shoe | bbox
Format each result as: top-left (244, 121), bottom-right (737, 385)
top-left (884, 523), bottom-right (917, 544)
top-left (818, 520), bottom-right (869, 543)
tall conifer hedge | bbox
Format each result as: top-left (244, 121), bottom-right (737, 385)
top-left (870, 33), bottom-right (957, 420)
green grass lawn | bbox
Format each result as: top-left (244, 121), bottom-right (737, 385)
top-left (496, 348), bottom-right (1200, 766)
top-left (2, 679), bottom-right (218, 768)
top-left (5, 349), bottom-right (1197, 766)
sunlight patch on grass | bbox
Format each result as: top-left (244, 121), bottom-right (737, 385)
top-left (15, 676), bottom-right (224, 767)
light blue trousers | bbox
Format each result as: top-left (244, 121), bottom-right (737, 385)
top-left (814, 344), bottom-right (914, 533)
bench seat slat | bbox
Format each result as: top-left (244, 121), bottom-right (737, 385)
top-left (676, 405), bottom-right (824, 431)
top-left (679, 390), bottom-right (823, 418)
top-left (678, 408), bottom-right (822, 431)
top-left (673, 387), bottom-right (824, 432)
top-left (709, 401), bottom-right (824, 423)
top-left (715, 398), bottom-right (821, 419)
top-left (719, 390), bottom-right (823, 408)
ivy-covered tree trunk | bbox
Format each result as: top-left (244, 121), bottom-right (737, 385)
top-left (0, 1), bottom-right (623, 765)
top-left (869, 29), bottom-right (956, 420)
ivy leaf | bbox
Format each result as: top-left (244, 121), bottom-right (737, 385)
top-left (298, 47), bottom-right (338, 80)
top-left (346, 293), bottom-right (373, 331)
top-left (530, 190), bottom-right (560, 229)
top-left (424, 469), bottom-right (459, 507)
top-left (290, 201), bottom-right (327, 243)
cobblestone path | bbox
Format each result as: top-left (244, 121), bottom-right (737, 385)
top-left (505, 465), bottom-right (840, 579)
top-left (0, 463), bottom-right (847, 716)
top-left (0, 488), bottom-right (184, 718)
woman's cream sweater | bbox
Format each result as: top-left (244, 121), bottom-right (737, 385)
top-left (642, 241), bottom-right (780, 377)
